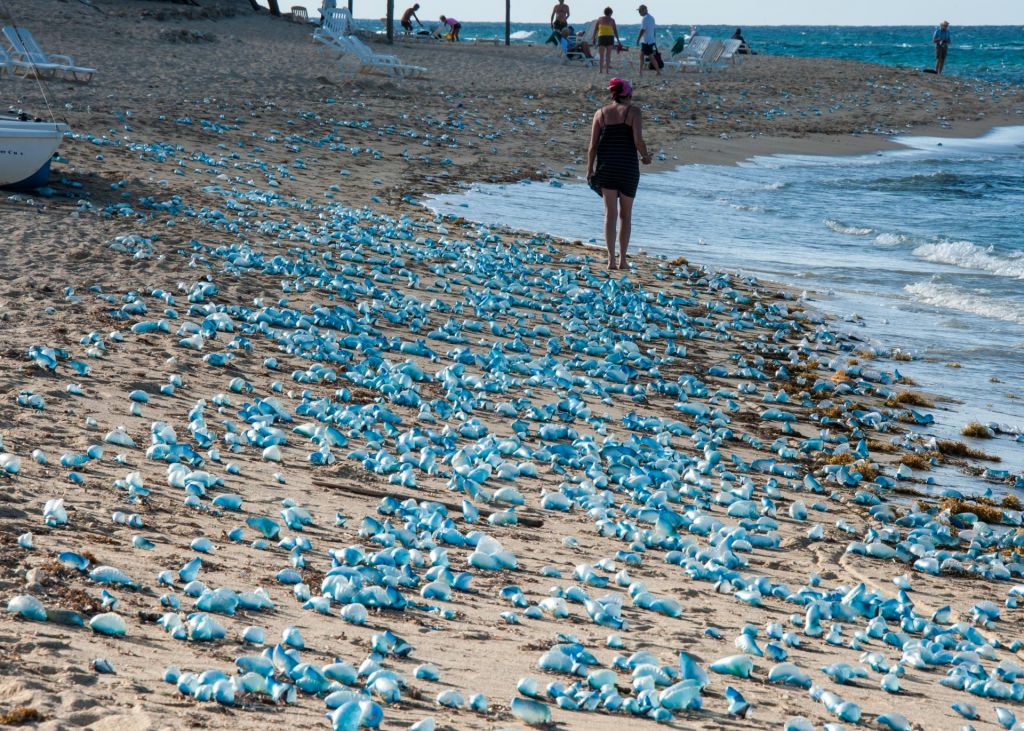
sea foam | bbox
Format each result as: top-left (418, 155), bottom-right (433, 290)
top-left (904, 281), bottom-right (1024, 324)
top-left (912, 241), bottom-right (1024, 279)
top-left (874, 233), bottom-right (907, 246)
top-left (824, 219), bottom-right (873, 236)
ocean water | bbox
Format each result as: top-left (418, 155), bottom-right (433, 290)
top-left (428, 126), bottom-right (1024, 473)
top-left (330, 13), bottom-right (1024, 85)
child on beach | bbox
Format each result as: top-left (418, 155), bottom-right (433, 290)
top-left (587, 77), bottom-right (652, 270)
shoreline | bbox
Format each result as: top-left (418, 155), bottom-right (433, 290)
top-left (2, 3), bottom-right (1023, 730)
top-left (424, 117), bottom-right (1024, 468)
top-left (649, 116), bottom-right (1024, 171)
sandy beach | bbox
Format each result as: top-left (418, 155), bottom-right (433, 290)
top-left (2, 2), bottom-right (1024, 730)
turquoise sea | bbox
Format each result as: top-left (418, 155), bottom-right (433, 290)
top-left (345, 18), bottom-right (1024, 85)
top-left (505, 24), bottom-right (1024, 85)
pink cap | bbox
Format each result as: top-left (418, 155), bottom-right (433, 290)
top-left (608, 77), bottom-right (632, 97)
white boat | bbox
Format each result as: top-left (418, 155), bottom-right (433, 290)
top-left (0, 114), bottom-right (68, 189)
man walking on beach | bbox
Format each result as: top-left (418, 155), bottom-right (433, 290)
top-left (551, 1), bottom-right (570, 31)
top-left (636, 5), bottom-right (659, 77)
top-left (933, 20), bottom-right (951, 74)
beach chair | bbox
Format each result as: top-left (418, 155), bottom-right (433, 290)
top-left (717, 38), bottom-right (744, 66)
top-left (2, 26), bottom-right (95, 82)
top-left (664, 34), bottom-right (709, 71)
top-left (290, 6), bottom-right (310, 23)
top-left (313, 7), bottom-right (354, 47)
top-left (693, 39), bottom-right (725, 72)
top-left (1, 27), bottom-right (63, 79)
top-left (545, 18), bottom-right (596, 62)
top-left (580, 18), bottom-right (598, 47)
top-left (0, 45), bottom-right (36, 78)
top-left (341, 35), bottom-right (427, 78)
top-left (550, 38), bottom-right (595, 67)
top-left (542, 29), bottom-right (562, 60)
top-left (404, 27), bottom-right (437, 41)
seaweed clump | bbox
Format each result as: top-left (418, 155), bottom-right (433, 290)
top-left (900, 452), bottom-right (935, 470)
top-left (936, 440), bottom-right (1000, 462)
top-left (885, 390), bottom-right (934, 408)
top-left (961, 421), bottom-right (995, 439)
top-left (0, 708), bottom-right (44, 726)
top-left (939, 497), bottom-right (1004, 524)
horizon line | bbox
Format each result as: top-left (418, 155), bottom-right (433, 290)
top-left (350, 18), bottom-right (1024, 27)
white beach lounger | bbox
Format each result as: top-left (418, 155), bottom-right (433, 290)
top-left (0, 46), bottom-right (36, 78)
top-left (290, 6), bottom-right (310, 23)
top-left (341, 35), bottom-right (427, 79)
top-left (716, 38), bottom-right (744, 67)
top-left (550, 40), bottom-right (595, 67)
top-left (541, 29), bottom-right (562, 61)
top-left (694, 39), bottom-right (726, 72)
top-left (313, 7), bottom-right (354, 48)
top-left (544, 18), bottom-right (596, 63)
top-left (404, 29), bottom-right (436, 41)
top-left (1, 27), bottom-right (62, 78)
top-left (581, 18), bottom-right (598, 45)
top-left (664, 34), bottom-right (709, 72)
top-left (2, 26), bottom-right (95, 82)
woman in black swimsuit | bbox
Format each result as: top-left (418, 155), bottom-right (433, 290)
top-left (586, 77), bottom-right (652, 270)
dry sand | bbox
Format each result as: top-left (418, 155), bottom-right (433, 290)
top-left (1, 2), bottom-right (1023, 730)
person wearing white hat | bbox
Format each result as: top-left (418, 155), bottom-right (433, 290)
top-left (636, 5), bottom-right (659, 76)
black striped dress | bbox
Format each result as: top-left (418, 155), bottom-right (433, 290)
top-left (591, 105), bottom-right (640, 198)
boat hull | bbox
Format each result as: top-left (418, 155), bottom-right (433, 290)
top-left (0, 119), bottom-right (67, 188)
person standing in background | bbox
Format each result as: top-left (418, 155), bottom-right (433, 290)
top-left (636, 5), bottom-right (659, 77)
top-left (592, 7), bottom-right (620, 75)
top-left (933, 20), bottom-right (951, 74)
top-left (551, 1), bottom-right (570, 31)
top-left (400, 4), bottom-right (422, 34)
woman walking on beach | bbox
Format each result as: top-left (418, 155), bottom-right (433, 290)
top-left (592, 7), bottom-right (620, 74)
top-left (587, 77), bottom-right (652, 270)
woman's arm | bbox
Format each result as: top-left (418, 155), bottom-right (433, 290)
top-left (612, 19), bottom-right (620, 43)
top-left (632, 110), bottom-right (652, 164)
top-left (587, 111), bottom-right (602, 177)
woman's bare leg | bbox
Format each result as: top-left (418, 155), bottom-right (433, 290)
top-left (602, 189), bottom-right (619, 268)
top-left (617, 194), bottom-right (634, 268)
